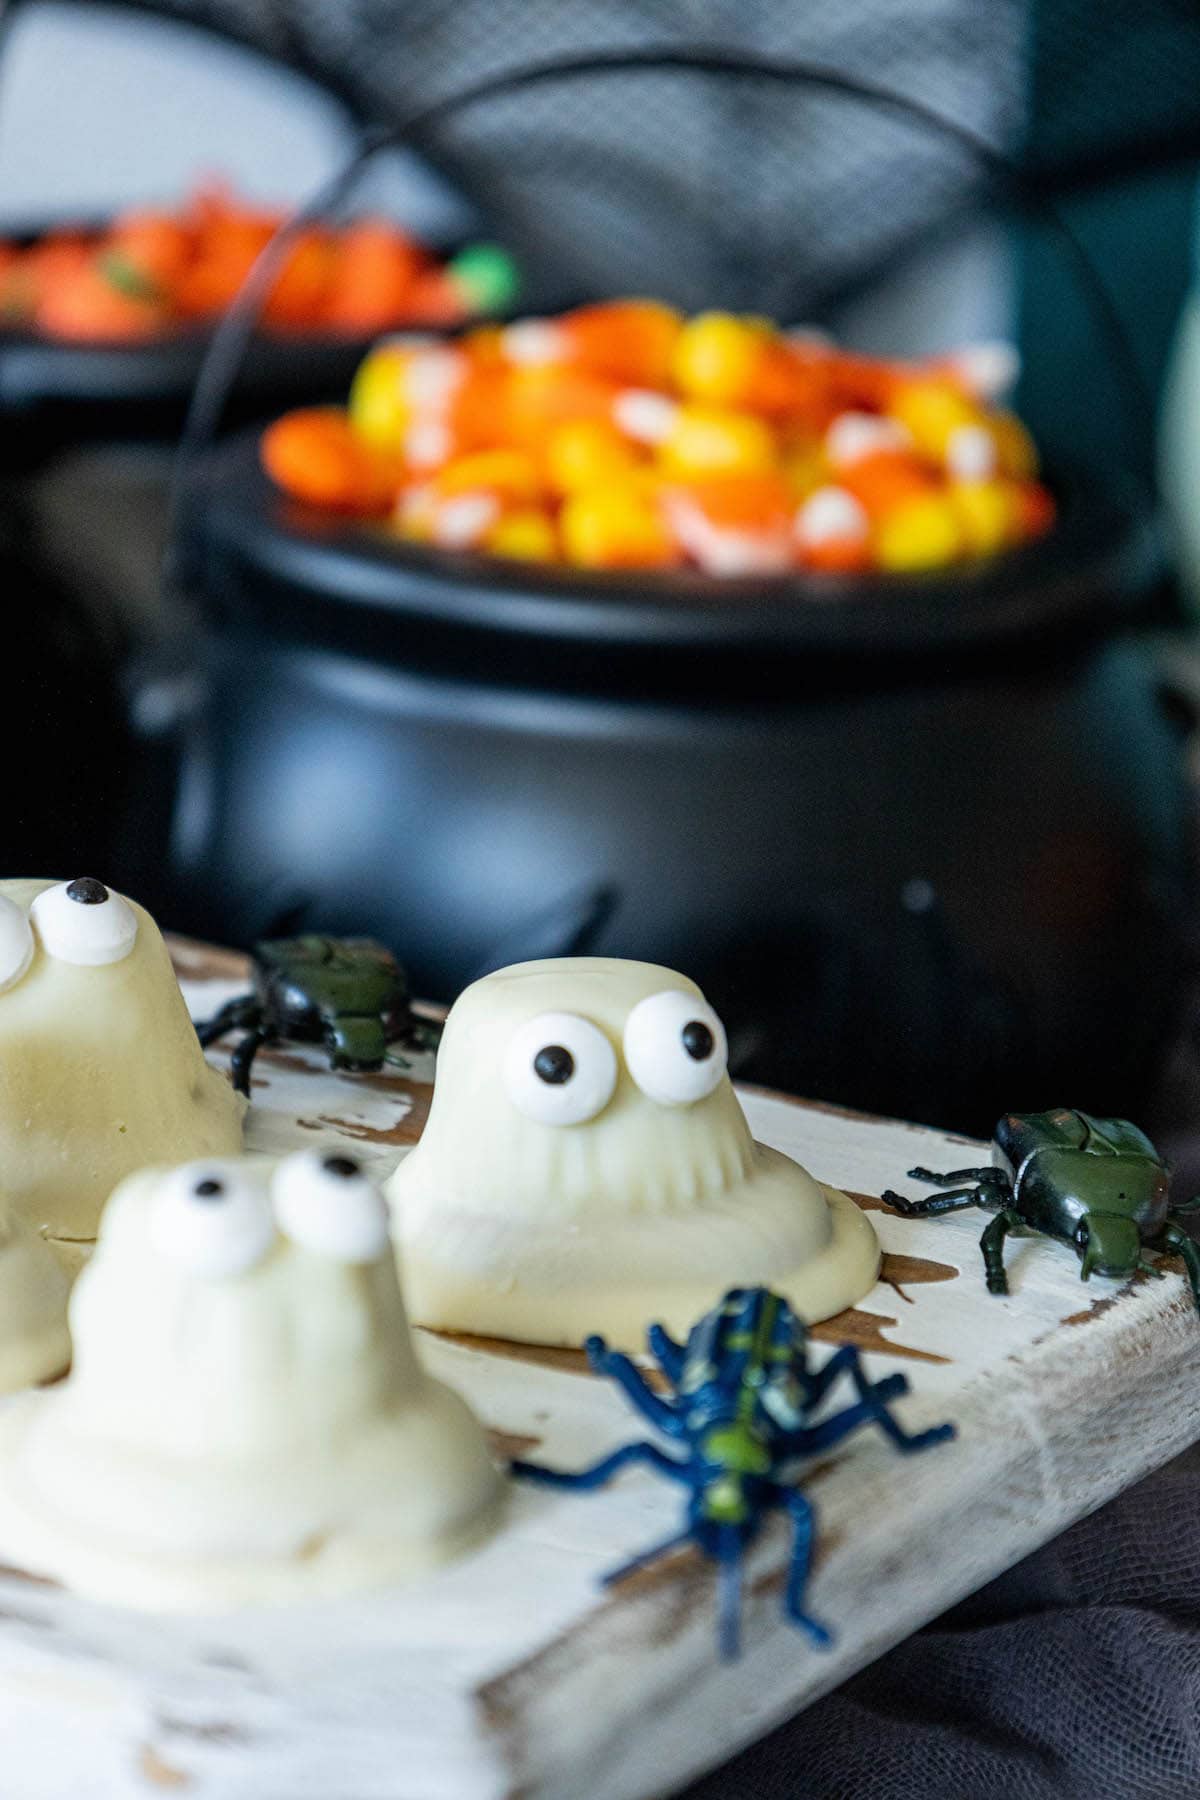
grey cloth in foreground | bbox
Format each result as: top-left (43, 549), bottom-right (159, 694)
top-left (686, 1441), bottom-right (1200, 1800)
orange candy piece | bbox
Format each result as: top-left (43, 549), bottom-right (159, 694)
top-left (261, 408), bottom-right (400, 513)
top-left (564, 300), bottom-right (682, 387)
top-left (35, 256), bottom-right (167, 341)
top-left (260, 230), bottom-right (339, 332)
top-left (322, 221), bottom-right (423, 335)
top-left (427, 449), bottom-right (542, 506)
top-left (507, 301), bottom-right (682, 388)
top-left (108, 209), bottom-right (193, 292)
top-left (665, 472), bottom-right (795, 574)
top-left (837, 448), bottom-right (935, 516)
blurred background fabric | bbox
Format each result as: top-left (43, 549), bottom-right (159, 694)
top-left (685, 1439), bottom-right (1200, 1800)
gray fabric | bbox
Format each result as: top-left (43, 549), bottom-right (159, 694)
top-left (684, 1442), bottom-right (1200, 1799)
top-left (127, 0), bottom-right (1025, 315)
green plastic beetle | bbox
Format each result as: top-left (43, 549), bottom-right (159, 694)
top-left (196, 934), bottom-right (440, 1095)
top-left (883, 1108), bottom-right (1200, 1310)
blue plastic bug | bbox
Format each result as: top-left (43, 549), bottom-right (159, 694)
top-left (512, 1286), bottom-right (955, 1659)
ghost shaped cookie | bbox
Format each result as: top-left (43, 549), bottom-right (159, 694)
top-left (386, 958), bottom-right (881, 1349)
top-left (0, 878), bottom-right (244, 1250)
top-left (0, 1150), bottom-right (501, 1608)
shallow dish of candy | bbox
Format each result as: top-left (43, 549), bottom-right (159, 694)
top-left (0, 180), bottom-right (517, 459)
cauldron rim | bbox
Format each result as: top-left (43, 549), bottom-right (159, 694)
top-left (187, 430), bottom-right (1160, 663)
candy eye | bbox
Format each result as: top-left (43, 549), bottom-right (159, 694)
top-left (623, 990), bottom-right (728, 1106)
top-left (272, 1149), bottom-right (390, 1263)
top-left (149, 1164), bottom-right (275, 1279)
top-left (503, 1011), bottom-right (617, 1126)
top-left (30, 878), bottom-right (137, 967)
top-left (0, 896), bottom-right (33, 993)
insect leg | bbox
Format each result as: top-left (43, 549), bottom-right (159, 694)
top-left (787, 1386), bottom-right (954, 1457)
top-left (585, 1336), bottom-right (685, 1435)
top-left (781, 1488), bottom-right (831, 1647)
top-left (229, 1028), bottom-right (268, 1097)
top-left (646, 1322), bottom-right (686, 1386)
top-left (195, 995), bottom-right (259, 1048)
top-left (883, 1186), bottom-right (987, 1217)
top-left (510, 1440), bottom-right (694, 1492)
top-left (1161, 1220), bottom-right (1200, 1316)
top-left (908, 1165), bottom-right (1006, 1186)
top-left (717, 1527), bottom-right (744, 1661)
top-left (600, 1525), bottom-right (696, 1589)
top-left (980, 1207), bottom-right (1025, 1295)
top-left (802, 1342), bottom-right (879, 1405)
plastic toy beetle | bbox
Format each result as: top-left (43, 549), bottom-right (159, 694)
top-left (883, 1108), bottom-right (1200, 1310)
top-left (196, 935), bottom-right (440, 1095)
top-left (512, 1286), bottom-right (954, 1659)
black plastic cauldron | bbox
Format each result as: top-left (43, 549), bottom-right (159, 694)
top-left (143, 432), bottom-right (1188, 1132)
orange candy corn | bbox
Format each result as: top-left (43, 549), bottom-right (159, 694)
top-left (504, 300), bottom-right (682, 388)
top-left (664, 473), bottom-right (794, 575)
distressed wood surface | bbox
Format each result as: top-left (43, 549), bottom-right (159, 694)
top-left (0, 937), bottom-right (1197, 1800)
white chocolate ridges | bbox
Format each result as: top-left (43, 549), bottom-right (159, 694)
top-left (0, 878), bottom-right (244, 1248)
top-left (0, 1152), bottom-right (501, 1609)
top-left (386, 958), bottom-right (880, 1349)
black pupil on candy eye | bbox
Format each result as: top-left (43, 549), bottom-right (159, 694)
top-left (66, 877), bottom-right (108, 905)
top-left (534, 1044), bottom-right (574, 1085)
top-left (193, 1178), bottom-right (224, 1200)
top-left (682, 1021), bottom-right (714, 1061)
top-left (323, 1155), bottom-right (360, 1178)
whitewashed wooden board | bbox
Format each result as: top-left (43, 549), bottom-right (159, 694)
top-left (0, 937), bottom-right (1197, 1800)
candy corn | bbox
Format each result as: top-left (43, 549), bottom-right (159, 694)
top-left (260, 299), bottom-right (1054, 575)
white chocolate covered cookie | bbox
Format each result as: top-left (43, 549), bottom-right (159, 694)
top-left (386, 958), bottom-right (880, 1349)
top-left (0, 1151), bottom-right (501, 1608)
top-left (0, 1197), bottom-right (71, 1393)
top-left (0, 878), bottom-right (244, 1249)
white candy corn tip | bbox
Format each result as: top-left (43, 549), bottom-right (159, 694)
top-left (946, 424), bottom-right (998, 483)
top-left (433, 493), bottom-right (501, 549)
top-left (795, 486), bottom-right (869, 546)
top-left (613, 388), bottom-right (679, 445)
top-left (825, 412), bottom-right (912, 468)
top-left (501, 320), bottom-right (566, 365)
top-left (947, 341), bottom-right (1021, 401)
top-left (405, 348), bottom-right (464, 409)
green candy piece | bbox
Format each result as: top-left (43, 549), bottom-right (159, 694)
top-left (448, 243), bottom-right (520, 315)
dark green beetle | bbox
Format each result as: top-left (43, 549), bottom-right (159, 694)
top-left (883, 1108), bottom-right (1200, 1311)
top-left (196, 935), bottom-right (439, 1095)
